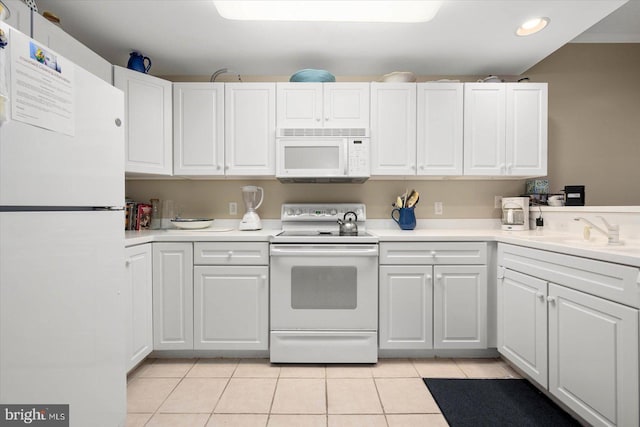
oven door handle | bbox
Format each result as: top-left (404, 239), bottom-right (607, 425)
top-left (270, 246), bottom-right (378, 257)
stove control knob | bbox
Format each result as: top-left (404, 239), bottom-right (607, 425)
top-left (356, 209), bottom-right (363, 218)
top-left (295, 209), bottom-right (302, 216)
top-left (330, 209), bottom-right (337, 216)
top-left (285, 208), bottom-right (294, 216)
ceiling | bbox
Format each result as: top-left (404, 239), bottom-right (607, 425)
top-left (31, 0), bottom-right (638, 78)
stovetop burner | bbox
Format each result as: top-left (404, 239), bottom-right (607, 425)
top-left (273, 203), bottom-right (378, 244)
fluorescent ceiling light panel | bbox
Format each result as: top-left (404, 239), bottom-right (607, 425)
top-left (213, 1), bottom-right (443, 23)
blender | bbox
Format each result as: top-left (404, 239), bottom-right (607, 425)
top-left (239, 186), bottom-right (264, 230)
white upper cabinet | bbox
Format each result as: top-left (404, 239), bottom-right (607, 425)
top-left (277, 83), bottom-right (370, 128)
top-left (3, 0), bottom-right (31, 34)
top-left (506, 83), bottom-right (548, 175)
top-left (32, 12), bottom-right (112, 83)
top-left (114, 66), bottom-right (173, 176)
top-left (370, 83), bottom-right (417, 175)
top-left (463, 83), bottom-right (506, 175)
top-left (277, 83), bottom-right (323, 128)
top-left (417, 83), bottom-right (464, 175)
top-left (173, 83), bottom-right (224, 176)
top-left (225, 83), bottom-right (276, 176)
top-left (464, 82), bottom-right (547, 176)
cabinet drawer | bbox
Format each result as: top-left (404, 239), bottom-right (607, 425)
top-left (380, 242), bottom-right (487, 265)
top-left (194, 242), bottom-right (269, 265)
top-left (498, 243), bottom-right (640, 308)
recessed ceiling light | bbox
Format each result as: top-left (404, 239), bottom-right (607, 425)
top-left (516, 17), bottom-right (550, 36)
top-left (0, 1), bottom-right (11, 21)
top-left (213, 1), bottom-right (443, 23)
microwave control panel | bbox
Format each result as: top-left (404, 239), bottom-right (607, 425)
top-left (348, 139), bottom-right (370, 176)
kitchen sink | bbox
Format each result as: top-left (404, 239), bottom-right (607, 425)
top-left (542, 238), bottom-right (640, 253)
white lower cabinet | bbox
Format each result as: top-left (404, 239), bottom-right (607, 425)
top-left (433, 265), bottom-right (487, 349)
top-left (379, 266), bottom-right (433, 349)
top-left (192, 242), bottom-right (269, 351)
top-left (124, 244), bottom-right (153, 372)
top-left (379, 242), bottom-right (487, 350)
top-left (498, 243), bottom-right (639, 427)
top-left (152, 243), bottom-right (193, 350)
top-left (151, 241), bottom-right (269, 352)
top-left (548, 283), bottom-right (638, 427)
top-left (498, 268), bottom-right (548, 387)
top-left (193, 265), bottom-right (268, 350)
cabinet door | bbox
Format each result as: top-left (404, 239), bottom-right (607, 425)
top-left (463, 83), bottom-right (506, 175)
top-left (323, 83), bottom-right (370, 128)
top-left (370, 83), bottom-right (416, 175)
top-left (379, 266), bottom-right (433, 350)
top-left (3, 0), bottom-right (31, 34)
top-left (173, 83), bottom-right (224, 176)
top-left (276, 83), bottom-right (323, 128)
top-left (548, 284), bottom-right (639, 427)
top-left (433, 265), bottom-right (487, 349)
top-left (506, 83), bottom-right (548, 176)
top-left (152, 243), bottom-right (193, 350)
top-left (417, 83), bottom-right (463, 175)
top-left (125, 244), bottom-right (153, 372)
top-left (193, 266), bottom-right (268, 350)
top-left (498, 268), bottom-right (548, 387)
top-left (32, 12), bottom-right (112, 83)
top-left (225, 83), bottom-right (276, 175)
top-left (114, 66), bottom-right (172, 175)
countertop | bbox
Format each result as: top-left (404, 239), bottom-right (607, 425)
top-left (125, 227), bottom-right (640, 268)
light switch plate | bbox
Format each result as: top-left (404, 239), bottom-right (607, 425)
top-left (229, 202), bottom-right (237, 215)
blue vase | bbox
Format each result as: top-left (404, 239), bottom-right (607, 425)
top-left (127, 51), bottom-right (152, 74)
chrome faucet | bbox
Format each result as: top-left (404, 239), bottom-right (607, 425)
top-left (574, 216), bottom-right (621, 245)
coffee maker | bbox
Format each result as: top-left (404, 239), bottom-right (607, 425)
top-left (239, 185), bottom-right (264, 231)
top-left (501, 197), bottom-right (529, 231)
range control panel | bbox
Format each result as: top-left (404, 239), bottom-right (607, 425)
top-left (281, 204), bottom-right (366, 222)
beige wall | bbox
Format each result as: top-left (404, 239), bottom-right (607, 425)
top-left (125, 179), bottom-right (524, 220)
top-left (126, 43), bottom-right (640, 220)
top-left (525, 43), bottom-right (640, 206)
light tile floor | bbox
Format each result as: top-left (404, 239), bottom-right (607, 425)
top-left (126, 358), bottom-right (521, 427)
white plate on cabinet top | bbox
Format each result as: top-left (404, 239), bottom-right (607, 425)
top-left (167, 227), bottom-right (234, 232)
top-left (170, 218), bottom-right (215, 229)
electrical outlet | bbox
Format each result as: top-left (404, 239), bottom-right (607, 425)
top-left (494, 196), bottom-right (503, 209)
top-left (434, 201), bottom-right (443, 215)
top-left (229, 202), bottom-right (237, 215)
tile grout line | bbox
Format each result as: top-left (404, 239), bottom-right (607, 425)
top-left (139, 359), bottom-right (195, 425)
top-left (209, 359), bottom-right (238, 419)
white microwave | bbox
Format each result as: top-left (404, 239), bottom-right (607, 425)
top-left (276, 129), bottom-right (370, 183)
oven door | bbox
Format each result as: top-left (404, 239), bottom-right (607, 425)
top-left (270, 244), bottom-right (378, 330)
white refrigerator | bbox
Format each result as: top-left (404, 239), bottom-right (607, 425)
top-left (0, 24), bottom-right (126, 426)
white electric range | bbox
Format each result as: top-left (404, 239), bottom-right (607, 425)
top-left (270, 204), bottom-right (379, 363)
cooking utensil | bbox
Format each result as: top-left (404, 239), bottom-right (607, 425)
top-left (406, 190), bottom-right (420, 208)
top-left (337, 211), bottom-right (358, 236)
